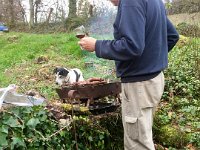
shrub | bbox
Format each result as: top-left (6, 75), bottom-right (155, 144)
top-left (176, 22), bottom-right (200, 37)
top-left (66, 17), bottom-right (89, 31)
top-left (0, 106), bottom-right (123, 150)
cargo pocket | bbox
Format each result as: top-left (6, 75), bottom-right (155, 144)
top-left (125, 116), bottom-right (138, 140)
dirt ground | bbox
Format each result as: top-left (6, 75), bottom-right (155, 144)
top-left (168, 12), bottom-right (200, 26)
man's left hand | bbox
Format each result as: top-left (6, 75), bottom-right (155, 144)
top-left (78, 37), bottom-right (97, 52)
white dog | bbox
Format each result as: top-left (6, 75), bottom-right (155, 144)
top-left (53, 67), bottom-right (84, 86)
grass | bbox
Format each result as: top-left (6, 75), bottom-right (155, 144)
top-left (0, 32), bottom-right (84, 98)
top-left (0, 32), bottom-right (83, 67)
top-left (0, 32), bottom-right (115, 100)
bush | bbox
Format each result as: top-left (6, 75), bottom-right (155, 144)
top-left (66, 16), bottom-right (89, 31)
top-left (176, 22), bottom-right (200, 37)
top-left (153, 37), bottom-right (200, 149)
top-left (0, 106), bottom-right (123, 150)
top-left (163, 38), bottom-right (200, 99)
top-left (0, 106), bottom-right (73, 150)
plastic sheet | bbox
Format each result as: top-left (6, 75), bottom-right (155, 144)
top-left (0, 84), bottom-right (45, 109)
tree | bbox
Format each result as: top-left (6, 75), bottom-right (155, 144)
top-left (8, 0), bottom-right (15, 27)
top-left (46, 8), bottom-right (53, 24)
top-left (34, 0), bottom-right (42, 24)
top-left (0, 0), bottom-right (24, 26)
top-left (29, 0), bottom-right (34, 28)
top-left (68, 0), bottom-right (77, 18)
top-left (18, 0), bottom-right (28, 24)
top-left (89, 4), bottom-right (94, 17)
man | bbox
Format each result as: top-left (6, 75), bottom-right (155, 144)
top-left (78, 0), bottom-right (179, 149)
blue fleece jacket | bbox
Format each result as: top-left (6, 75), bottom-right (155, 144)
top-left (95, 0), bottom-right (179, 82)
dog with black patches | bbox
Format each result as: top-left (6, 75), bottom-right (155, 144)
top-left (53, 67), bottom-right (84, 86)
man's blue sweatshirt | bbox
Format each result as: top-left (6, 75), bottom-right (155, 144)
top-left (95, 0), bottom-right (179, 82)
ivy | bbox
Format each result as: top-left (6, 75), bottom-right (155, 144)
top-left (0, 106), bottom-right (112, 150)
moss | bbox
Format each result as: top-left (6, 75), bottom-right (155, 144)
top-left (157, 124), bottom-right (190, 148)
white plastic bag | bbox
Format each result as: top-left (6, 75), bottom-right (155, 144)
top-left (0, 84), bottom-right (17, 109)
top-left (0, 84), bottom-right (45, 109)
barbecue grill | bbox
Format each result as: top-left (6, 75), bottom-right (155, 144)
top-left (56, 78), bottom-right (121, 114)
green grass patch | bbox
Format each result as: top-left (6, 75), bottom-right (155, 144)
top-left (0, 32), bottom-right (116, 100)
top-left (0, 32), bottom-right (86, 100)
top-left (0, 32), bottom-right (82, 70)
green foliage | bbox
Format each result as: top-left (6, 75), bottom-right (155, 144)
top-left (72, 117), bottom-right (110, 150)
top-left (163, 40), bottom-right (200, 99)
top-left (157, 125), bottom-right (190, 147)
top-left (0, 106), bottom-right (118, 150)
top-left (0, 106), bottom-right (70, 149)
top-left (97, 112), bottom-right (123, 150)
top-left (66, 17), bottom-right (89, 31)
top-left (153, 37), bottom-right (200, 149)
top-left (165, 2), bottom-right (172, 10)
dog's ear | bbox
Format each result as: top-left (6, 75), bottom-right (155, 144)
top-left (61, 69), bottom-right (69, 76)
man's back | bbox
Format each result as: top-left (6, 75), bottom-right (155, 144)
top-left (95, 0), bottom-right (179, 82)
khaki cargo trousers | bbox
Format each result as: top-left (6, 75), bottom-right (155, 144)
top-left (121, 72), bottom-right (164, 150)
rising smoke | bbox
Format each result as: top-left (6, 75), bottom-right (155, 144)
top-left (87, 0), bottom-right (117, 40)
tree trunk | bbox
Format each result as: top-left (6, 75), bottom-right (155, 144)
top-left (89, 4), bottom-right (94, 17)
top-left (29, 0), bottom-right (34, 28)
top-left (34, 0), bottom-right (41, 24)
top-left (19, 0), bottom-right (27, 24)
top-left (8, 0), bottom-right (15, 27)
top-left (68, 0), bottom-right (77, 18)
top-left (46, 8), bottom-right (53, 24)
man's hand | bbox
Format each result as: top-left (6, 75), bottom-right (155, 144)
top-left (78, 37), bottom-right (97, 52)
top-left (109, 0), bottom-right (119, 6)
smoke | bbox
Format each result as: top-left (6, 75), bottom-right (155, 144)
top-left (87, 0), bottom-right (117, 40)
